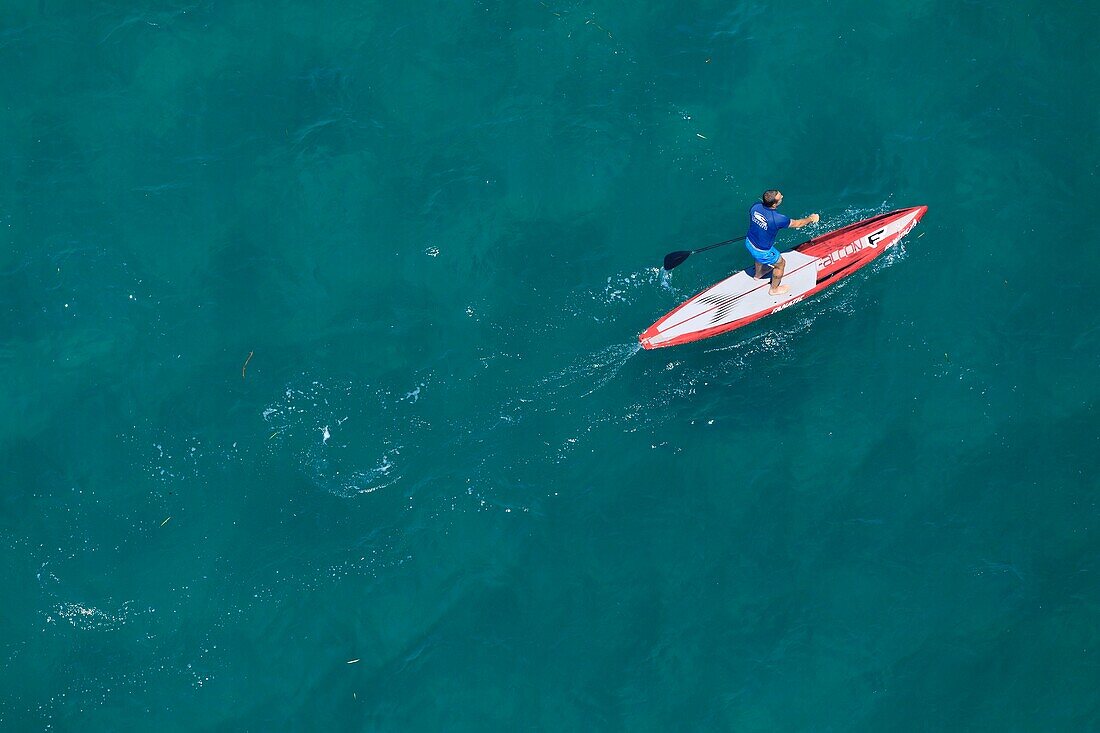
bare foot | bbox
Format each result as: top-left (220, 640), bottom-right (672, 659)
top-left (769, 285), bottom-right (790, 296)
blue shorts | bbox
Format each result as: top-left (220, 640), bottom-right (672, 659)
top-left (746, 238), bottom-right (780, 266)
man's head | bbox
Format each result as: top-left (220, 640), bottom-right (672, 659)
top-left (762, 190), bottom-right (783, 209)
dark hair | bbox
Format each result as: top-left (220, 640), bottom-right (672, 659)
top-left (762, 190), bottom-right (781, 207)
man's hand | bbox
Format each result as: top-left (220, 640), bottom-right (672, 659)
top-left (809, 213), bottom-right (820, 224)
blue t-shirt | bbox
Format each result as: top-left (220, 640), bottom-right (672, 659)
top-left (746, 202), bottom-right (791, 250)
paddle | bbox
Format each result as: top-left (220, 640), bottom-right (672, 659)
top-left (662, 237), bottom-right (741, 271)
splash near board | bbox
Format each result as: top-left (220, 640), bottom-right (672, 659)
top-left (639, 206), bottom-right (927, 349)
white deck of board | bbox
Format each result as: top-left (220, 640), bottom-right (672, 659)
top-left (647, 250), bottom-right (820, 346)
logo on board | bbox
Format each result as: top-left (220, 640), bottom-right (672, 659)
top-left (771, 295), bottom-right (805, 314)
top-left (817, 227), bottom-right (887, 269)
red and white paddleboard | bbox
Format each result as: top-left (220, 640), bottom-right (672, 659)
top-left (639, 206), bottom-right (928, 349)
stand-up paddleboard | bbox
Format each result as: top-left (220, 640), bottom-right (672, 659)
top-left (639, 206), bottom-right (927, 349)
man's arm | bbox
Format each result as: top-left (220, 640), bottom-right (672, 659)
top-left (789, 213), bottom-right (820, 229)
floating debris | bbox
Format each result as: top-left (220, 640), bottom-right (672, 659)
top-left (585, 18), bottom-right (613, 38)
top-left (242, 350), bottom-right (254, 379)
top-left (160, 516), bottom-right (171, 527)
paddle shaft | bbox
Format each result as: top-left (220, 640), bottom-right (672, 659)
top-left (690, 237), bottom-right (741, 255)
top-left (663, 236), bottom-right (742, 271)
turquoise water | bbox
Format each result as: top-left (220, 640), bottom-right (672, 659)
top-left (3, 0), bottom-right (1098, 729)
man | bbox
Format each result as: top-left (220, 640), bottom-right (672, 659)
top-left (745, 190), bottom-right (819, 296)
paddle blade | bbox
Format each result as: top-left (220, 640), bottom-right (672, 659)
top-left (663, 250), bottom-right (691, 271)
